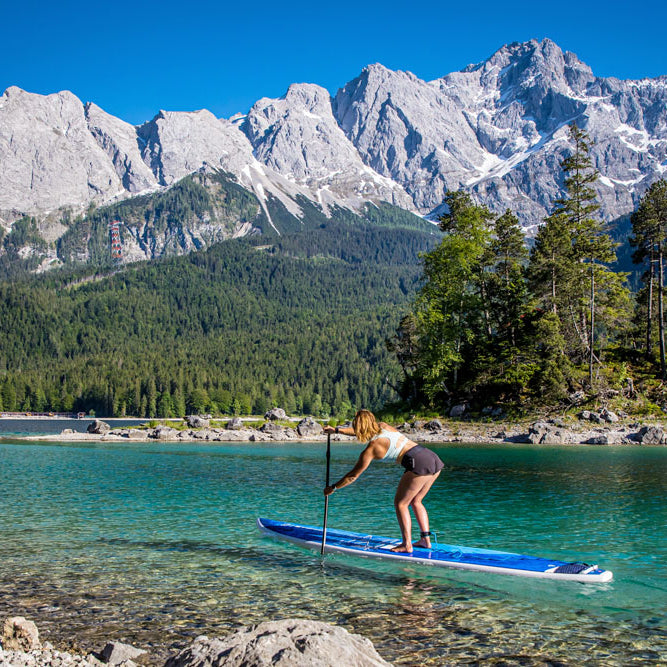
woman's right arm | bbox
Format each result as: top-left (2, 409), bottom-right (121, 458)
top-left (323, 425), bottom-right (354, 436)
top-left (324, 444), bottom-right (378, 496)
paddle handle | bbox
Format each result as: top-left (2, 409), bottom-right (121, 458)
top-left (321, 431), bottom-right (331, 555)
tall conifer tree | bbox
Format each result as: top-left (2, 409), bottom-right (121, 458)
top-left (530, 123), bottom-right (627, 387)
top-left (631, 179), bottom-right (667, 377)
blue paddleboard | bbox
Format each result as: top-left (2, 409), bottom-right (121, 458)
top-left (257, 517), bottom-right (613, 583)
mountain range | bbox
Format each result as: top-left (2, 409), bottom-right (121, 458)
top-left (1, 38), bottom-right (666, 268)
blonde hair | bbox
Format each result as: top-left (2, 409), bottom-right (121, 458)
top-left (353, 409), bottom-right (382, 443)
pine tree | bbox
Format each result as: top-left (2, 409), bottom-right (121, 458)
top-left (487, 209), bottom-right (529, 347)
top-left (415, 191), bottom-right (493, 403)
top-left (630, 179), bottom-right (667, 377)
top-left (529, 211), bottom-right (573, 315)
top-left (529, 123), bottom-right (627, 387)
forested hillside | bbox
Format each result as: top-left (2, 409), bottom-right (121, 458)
top-left (0, 223), bottom-right (438, 418)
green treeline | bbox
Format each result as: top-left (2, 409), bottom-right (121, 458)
top-left (389, 125), bottom-right (667, 413)
top-left (0, 224), bottom-right (437, 418)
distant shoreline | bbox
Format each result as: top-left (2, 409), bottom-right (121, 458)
top-left (12, 416), bottom-right (667, 446)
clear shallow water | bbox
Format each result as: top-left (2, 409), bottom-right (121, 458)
top-left (0, 428), bottom-right (666, 665)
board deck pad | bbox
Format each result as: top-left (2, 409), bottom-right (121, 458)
top-left (257, 517), bottom-right (613, 583)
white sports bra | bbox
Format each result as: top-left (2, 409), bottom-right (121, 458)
top-left (372, 430), bottom-right (409, 461)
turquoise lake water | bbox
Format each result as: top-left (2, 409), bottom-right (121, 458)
top-left (1, 427), bottom-right (666, 665)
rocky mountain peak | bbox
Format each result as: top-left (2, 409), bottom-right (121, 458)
top-left (241, 81), bottom-right (414, 209)
top-left (1, 38), bottom-right (666, 249)
top-left (0, 86), bottom-right (123, 223)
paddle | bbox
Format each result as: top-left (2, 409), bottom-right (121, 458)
top-left (321, 431), bottom-right (331, 555)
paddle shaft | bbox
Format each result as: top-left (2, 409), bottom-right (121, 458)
top-left (321, 431), bottom-right (331, 555)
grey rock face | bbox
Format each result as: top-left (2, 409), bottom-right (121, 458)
top-left (226, 417), bottom-right (245, 430)
top-left (137, 109), bottom-right (252, 187)
top-left (100, 642), bottom-right (146, 666)
top-left (259, 422), bottom-right (287, 434)
top-left (126, 429), bottom-right (149, 440)
top-left (600, 408), bottom-right (619, 423)
top-left (296, 417), bottom-right (323, 437)
top-left (3, 37), bottom-right (667, 257)
top-left (87, 419), bottom-right (111, 435)
top-left (527, 421), bottom-right (572, 444)
top-left (151, 426), bottom-right (180, 440)
top-left (85, 102), bottom-right (158, 195)
top-left (264, 407), bottom-right (287, 421)
top-left (449, 404), bottom-right (468, 418)
top-left (243, 83), bottom-right (413, 210)
top-left (333, 39), bottom-right (667, 228)
top-left (636, 425), bottom-right (666, 444)
top-left (133, 109), bottom-right (320, 230)
top-left (164, 620), bottom-right (391, 667)
top-left (186, 415), bottom-right (209, 429)
top-left (0, 87), bottom-right (124, 226)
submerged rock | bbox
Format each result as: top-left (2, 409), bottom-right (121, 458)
top-left (164, 619), bottom-right (391, 667)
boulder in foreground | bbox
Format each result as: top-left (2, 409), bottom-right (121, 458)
top-left (101, 640), bottom-right (147, 665)
top-left (2, 616), bottom-right (40, 651)
top-left (164, 619), bottom-right (391, 667)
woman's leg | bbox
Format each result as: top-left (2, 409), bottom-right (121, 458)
top-left (391, 472), bottom-right (439, 553)
top-left (411, 472), bottom-right (440, 548)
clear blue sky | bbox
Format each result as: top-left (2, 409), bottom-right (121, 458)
top-left (3, 0), bottom-right (666, 126)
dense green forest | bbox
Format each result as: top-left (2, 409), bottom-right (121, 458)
top-left (0, 223), bottom-right (438, 418)
top-left (3, 126), bottom-right (666, 419)
top-left (389, 125), bottom-right (667, 416)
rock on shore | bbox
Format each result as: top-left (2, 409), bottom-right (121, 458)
top-left (21, 415), bottom-right (667, 446)
top-left (0, 617), bottom-right (390, 667)
top-left (165, 620), bottom-right (390, 667)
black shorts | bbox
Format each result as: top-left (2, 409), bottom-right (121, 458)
top-left (400, 445), bottom-right (444, 476)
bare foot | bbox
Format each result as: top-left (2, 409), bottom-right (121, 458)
top-left (412, 538), bottom-right (432, 549)
top-left (390, 543), bottom-right (413, 553)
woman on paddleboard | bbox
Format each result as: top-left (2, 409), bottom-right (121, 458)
top-left (323, 409), bottom-right (443, 553)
